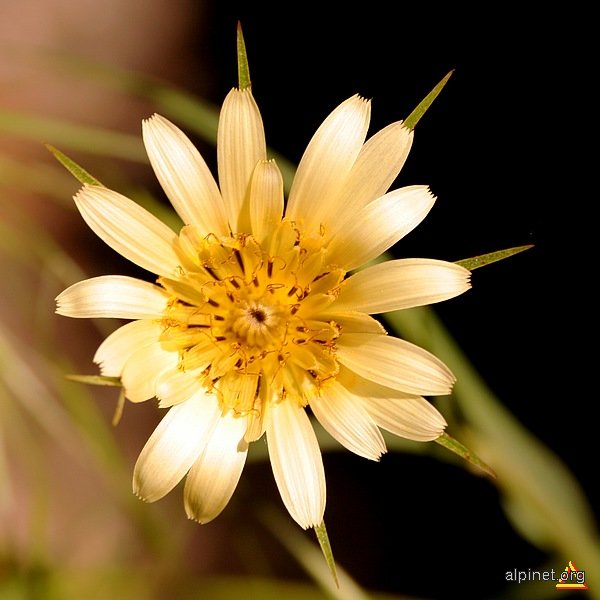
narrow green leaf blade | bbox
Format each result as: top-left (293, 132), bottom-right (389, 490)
top-left (314, 521), bottom-right (338, 587)
top-left (65, 374), bottom-right (122, 387)
top-left (66, 374), bottom-right (126, 427)
top-left (46, 144), bottom-right (103, 186)
top-left (0, 109), bottom-right (145, 161)
top-left (455, 245), bottom-right (534, 271)
top-left (237, 22), bottom-right (251, 90)
top-left (30, 51), bottom-right (299, 192)
top-left (404, 70), bottom-right (454, 130)
top-left (435, 432), bottom-right (496, 478)
top-left (112, 388), bottom-right (127, 426)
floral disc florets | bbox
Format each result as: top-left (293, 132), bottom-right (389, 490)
top-left (160, 221), bottom-right (345, 434)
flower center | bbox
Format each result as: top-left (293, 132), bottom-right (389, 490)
top-left (158, 221), bottom-right (345, 423)
top-left (228, 301), bottom-right (287, 348)
top-left (248, 307), bottom-right (266, 323)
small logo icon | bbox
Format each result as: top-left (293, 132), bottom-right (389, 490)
top-left (556, 561), bottom-right (588, 590)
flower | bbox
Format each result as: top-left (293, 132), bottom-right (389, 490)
top-left (55, 88), bottom-right (471, 529)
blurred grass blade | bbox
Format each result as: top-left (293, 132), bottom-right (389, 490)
top-left (260, 508), bottom-right (369, 600)
top-left (65, 374), bottom-right (122, 387)
top-left (384, 305), bottom-right (600, 593)
top-left (314, 522), bottom-right (338, 587)
top-left (435, 432), bottom-right (496, 478)
top-left (455, 245), bottom-right (534, 270)
top-left (237, 22), bottom-right (251, 90)
top-left (46, 144), bottom-right (103, 185)
top-left (32, 52), bottom-right (219, 143)
top-left (27, 51), bottom-right (298, 190)
top-left (404, 70), bottom-right (454, 129)
top-left (0, 154), bottom-right (79, 201)
top-left (0, 109), bottom-right (145, 162)
top-left (0, 324), bottom-right (93, 460)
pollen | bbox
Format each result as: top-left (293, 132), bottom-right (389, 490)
top-left (158, 220), bottom-right (345, 418)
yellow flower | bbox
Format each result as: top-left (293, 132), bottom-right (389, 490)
top-left (56, 89), bottom-right (470, 529)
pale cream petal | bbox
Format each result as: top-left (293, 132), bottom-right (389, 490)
top-left (310, 381), bottom-right (386, 460)
top-left (267, 401), bottom-right (325, 529)
top-left (248, 159), bottom-right (284, 243)
top-left (326, 121), bottom-right (414, 239)
top-left (244, 378), bottom-right (271, 443)
top-left (333, 259), bottom-right (471, 314)
top-left (94, 320), bottom-right (161, 377)
top-left (286, 95), bottom-right (371, 234)
top-left (121, 341), bottom-right (179, 402)
top-left (336, 333), bottom-right (455, 396)
top-left (156, 368), bottom-right (202, 408)
top-left (143, 114), bottom-right (229, 236)
top-left (74, 184), bottom-right (180, 277)
top-left (337, 367), bottom-right (447, 441)
top-left (217, 88), bottom-right (266, 232)
top-left (321, 311), bottom-right (387, 335)
top-left (184, 412), bottom-right (249, 524)
top-left (326, 185), bottom-right (436, 271)
top-left (55, 276), bottom-right (169, 319)
top-left (363, 395), bottom-right (447, 441)
top-left (343, 120), bottom-right (414, 204)
top-left (133, 392), bottom-right (221, 502)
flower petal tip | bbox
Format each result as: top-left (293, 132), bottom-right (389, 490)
top-left (142, 113), bottom-right (167, 129)
top-left (369, 451), bottom-right (384, 463)
top-left (184, 506), bottom-right (212, 525)
top-left (354, 93), bottom-right (371, 104)
top-left (425, 186), bottom-right (436, 202)
top-left (54, 294), bottom-right (65, 314)
top-left (133, 476), bottom-right (159, 504)
top-left (73, 181), bottom-right (100, 200)
top-left (133, 490), bottom-right (149, 503)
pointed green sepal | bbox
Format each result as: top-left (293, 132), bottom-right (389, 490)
top-left (404, 70), bottom-right (454, 130)
top-left (314, 521), bottom-right (338, 587)
top-left (237, 22), bottom-right (251, 90)
top-left (435, 432), bottom-right (496, 478)
top-left (455, 244), bottom-right (534, 271)
top-left (65, 374), bottom-right (122, 387)
top-left (66, 374), bottom-right (126, 426)
top-left (112, 388), bottom-right (127, 426)
top-left (46, 144), bottom-right (103, 186)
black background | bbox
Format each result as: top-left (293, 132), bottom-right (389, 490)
top-left (182, 3), bottom-right (591, 598)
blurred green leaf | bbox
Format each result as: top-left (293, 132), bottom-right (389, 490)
top-left (27, 50), bottom-right (298, 191)
top-left (0, 154), bottom-right (78, 201)
top-left (260, 508), bottom-right (370, 600)
top-left (0, 109), bottom-right (145, 161)
top-left (384, 305), bottom-right (600, 595)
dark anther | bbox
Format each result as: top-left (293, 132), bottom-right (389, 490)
top-left (204, 265), bottom-right (220, 281)
top-left (233, 249), bottom-right (245, 273)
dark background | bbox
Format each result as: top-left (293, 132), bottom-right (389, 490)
top-left (189, 3), bottom-right (587, 598)
top-left (1, 1), bottom-right (586, 597)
